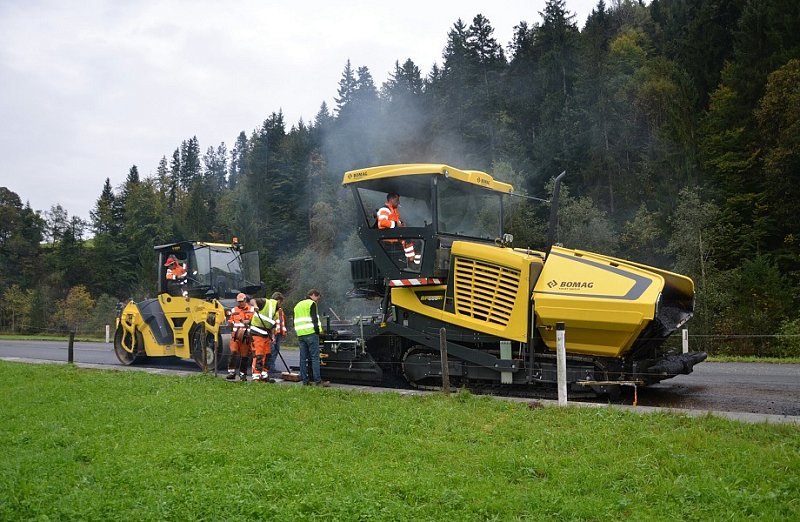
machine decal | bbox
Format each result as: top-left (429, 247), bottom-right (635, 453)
top-left (389, 278), bottom-right (443, 286)
top-left (534, 251), bottom-right (652, 300)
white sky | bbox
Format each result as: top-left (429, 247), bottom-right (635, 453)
top-left (0, 0), bottom-right (599, 223)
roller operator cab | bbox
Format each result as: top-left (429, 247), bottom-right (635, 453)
top-left (323, 164), bottom-right (706, 393)
top-left (114, 239), bottom-right (262, 370)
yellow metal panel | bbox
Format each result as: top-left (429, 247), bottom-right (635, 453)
top-left (390, 241), bottom-right (541, 343)
top-left (536, 306), bottom-right (645, 357)
top-left (589, 250), bottom-right (695, 299)
top-left (342, 164), bottom-right (514, 194)
top-left (391, 286), bottom-right (447, 322)
top-left (533, 246), bottom-right (664, 357)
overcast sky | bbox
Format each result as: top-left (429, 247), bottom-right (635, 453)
top-left (0, 0), bottom-right (599, 223)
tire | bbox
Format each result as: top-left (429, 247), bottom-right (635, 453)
top-left (113, 326), bottom-right (141, 365)
top-left (191, 328), bottom-right (227, 371)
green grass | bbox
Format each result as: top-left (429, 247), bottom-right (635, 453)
top-left (1, 362), bottom-right (798, 521)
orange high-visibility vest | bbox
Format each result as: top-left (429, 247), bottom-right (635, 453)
top-left (274, 308), bottom-right (287, 336)
top-left (377, 205), bottom-right (401, 229)
top-left (166, 264), bottom-right (187, 280)
top-left (377, 205), bottom-right (419, 263)
top-left (229, 304), bottom-right (255, 330)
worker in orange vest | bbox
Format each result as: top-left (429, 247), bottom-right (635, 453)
top-left (227, 292), bottom-right (254, 381)
top-left (250, 297), bottom-right (278, 382)
top-left (164, 256), bottom-right (187, 280)
top-left (376, 192), bottom-right (421, 265)
top-left (164, 256), bottom-right (189, 296)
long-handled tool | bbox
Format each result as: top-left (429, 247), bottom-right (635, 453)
top-left (277, 349), bottom-right (301, 382)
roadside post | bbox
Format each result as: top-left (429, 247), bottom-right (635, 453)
top-left (556, 322), bottom-right (567, 405)
top-left (105, 325), bottom-right (110, 343)
top-left (68, 331), bottom-right (75, 364)
top-left (439, 327), bottom-right (450, 394)
top-left (682, 328), bottom-right (689, 354)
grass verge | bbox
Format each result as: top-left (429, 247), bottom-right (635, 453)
top-left (1, 361), bottom-right (798, 521)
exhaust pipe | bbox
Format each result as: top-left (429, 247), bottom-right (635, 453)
top-left (546, 171), bottom-right (566, 254)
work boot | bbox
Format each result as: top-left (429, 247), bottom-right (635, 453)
top-left (239, 372), bottom-right (247, 382)
top-left (226, 370), bottom-right (236, 381)
top-left (261, 371), bottom-right (275, 383)
top-left (315, 380), bottom-right (331, 387)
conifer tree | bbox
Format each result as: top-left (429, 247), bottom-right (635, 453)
top-left (169, 148), bottom-right (180, 209)
top-left (229, 132), bottom-right (248, 190)
top-left (90, 178), bottom-right (117, 236)
top-left (335, 59), bottom-right (357, 114)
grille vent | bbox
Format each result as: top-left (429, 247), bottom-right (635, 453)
top-left (453, 257), bottom-right (520, 325)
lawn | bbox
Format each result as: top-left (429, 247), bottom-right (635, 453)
top-left (0, 361), bottom-right (797, 521)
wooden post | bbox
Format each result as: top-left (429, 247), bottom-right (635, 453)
top-left (439, 327), bottom-right (450, 394)
top-left (213, 334), bottom-right (219, 377)
top-left (68, 331), bottom-right (75, 364)
top-left (556, 322), bottom-right (567, 406)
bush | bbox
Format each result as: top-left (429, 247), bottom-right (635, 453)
top-left (775, 318), bottom-right (800, 358)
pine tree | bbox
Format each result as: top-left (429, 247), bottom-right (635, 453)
top-left (89, 178), bottom-right (127, 297)
top-left (203, 143), bottom-right (228, 191)
top-left (531, 0), bottom-right (581, 184)
top-left (179, 136), bottom-right (201, 190)
top-left (90, 178), bottom-right (118, 236)
top-left (229, 131), bottom-right (248, 190)
top-left (164, 148), bottom-right (179, 209)
top-left (335, 59), bottom-right (357, 114)
top-left (120, 178), bottom-right (169, 298)
top-left (155, 156), bottom-right (169, 199)
top-left (464, 14), bottom-right (507, 164)
top-left (436, 18), bottom-right (471, 152)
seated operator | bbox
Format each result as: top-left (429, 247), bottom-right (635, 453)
top-left (376, 193), bottom-right (420, 265)
top-left (164, 255), bottom-right (188, 295)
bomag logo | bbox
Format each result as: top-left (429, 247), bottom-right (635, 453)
top-left (348, 171), bottom-right (369, 180)
top-left (420, 295), bottom-right (443, 301)
top-left (558, 281), bottom-right (594, 290)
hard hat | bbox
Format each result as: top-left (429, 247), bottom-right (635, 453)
top-left (236, 293), bottom-right (247, 302)
top-left (164, 256), bottom-right (176, 266)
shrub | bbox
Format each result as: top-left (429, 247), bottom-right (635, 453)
top-left (775, 318), bottom-right (800, 358)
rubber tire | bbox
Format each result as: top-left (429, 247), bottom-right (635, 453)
top-left (191, 327), bottom-right (220, 370)
top-left (113, 326), bottom-right (141, 366)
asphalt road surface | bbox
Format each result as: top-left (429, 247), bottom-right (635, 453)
top-left (0, 339), bottom-right (300, 374)
top-left (2, 340), bottom-right (798, 417)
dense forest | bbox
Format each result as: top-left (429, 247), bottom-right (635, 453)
top-left (1, 0), bottom-right (798, 356)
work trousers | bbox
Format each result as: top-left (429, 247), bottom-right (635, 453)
top-left (298, 333), bottom-right (321, 384)
top-left (252, 335), bottom-right (272, 374)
